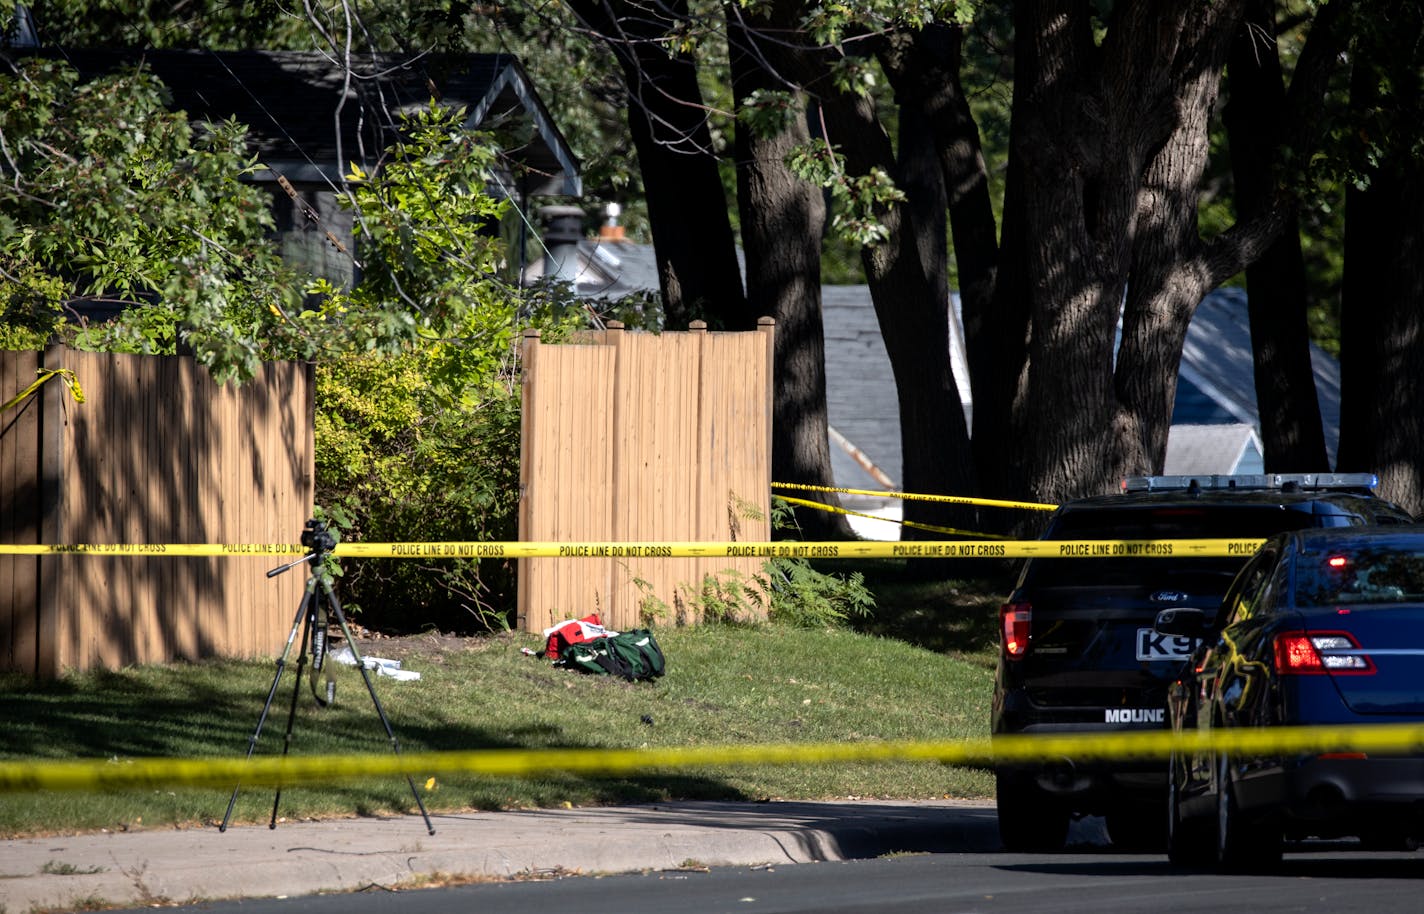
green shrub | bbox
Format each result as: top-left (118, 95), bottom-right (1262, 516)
top-left (309, 105), bottom-right (580, 633)
top-left (315, 344), bottom-right (526, 633)
top-left (763, 557), bottom-right (876, 628)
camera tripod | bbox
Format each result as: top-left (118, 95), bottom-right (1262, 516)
top-left (220, 520), bottom-right (435, 834)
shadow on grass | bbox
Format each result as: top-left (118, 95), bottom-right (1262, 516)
top-left (0, 659), bottom-right (754, 829)
top-left (844, 560), bottom-right (1015, 663)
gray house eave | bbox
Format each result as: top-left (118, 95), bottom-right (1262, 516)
top-left (4, 49), bottom-right (580, 200)
top-left (469, 57), bottom-right (581, 197)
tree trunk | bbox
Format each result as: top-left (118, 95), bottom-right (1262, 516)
top-left (819, 86), bottom-right (976, 537)
top-left (728, 4), bottom-right (851, 538)
top-left (1000, 1), bottom-right (1128, 505)
top-left (1225, 0), bottom-right (1329, 472)
top-left (564, 0), bottom-right (751, 331)
top-left (1113, 10), bottom-right (1241, 479)
top-left (1337, 166), bottom-right (1424, 513)
top-left (998, 0), bottom-right (1246, 507)
top-left (881, 25), bottom-right (1002, 527)
top-left (1336, 13), bottom-right (1424, 514)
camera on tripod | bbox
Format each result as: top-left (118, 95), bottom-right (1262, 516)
top-left (300, 518), bottom-right (337, 553)
top-left (224, 518), bottom-right (435, 836)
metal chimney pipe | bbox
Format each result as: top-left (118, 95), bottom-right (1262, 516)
top-left (539, 205), bottom-right (586, 283)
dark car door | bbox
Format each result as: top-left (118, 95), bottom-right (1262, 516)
top-left (1183, 544), bottom-right (1291, 794)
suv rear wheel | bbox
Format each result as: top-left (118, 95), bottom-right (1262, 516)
top-left (996, 771), bottom-right (1070, 852)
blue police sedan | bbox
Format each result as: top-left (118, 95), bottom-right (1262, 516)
top-left (1156, 526), bottom-right (1424, 869)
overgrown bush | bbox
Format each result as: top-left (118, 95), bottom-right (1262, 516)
top-left (307, 106), bottom-right (582, 633)
top-left (315, 345), bottom-right (526, 633)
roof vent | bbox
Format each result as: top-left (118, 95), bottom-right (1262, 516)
top-left (538, 205), bottom-right (586, 283)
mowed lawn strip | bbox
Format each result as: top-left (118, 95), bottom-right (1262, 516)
top-left (0, 622), bottom-right (996, 836)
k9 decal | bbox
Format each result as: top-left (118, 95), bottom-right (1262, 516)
top-left (1136, 627), bottom-right (1195, 661)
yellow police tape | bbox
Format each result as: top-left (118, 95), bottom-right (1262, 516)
top-left (1, 367), bottom-right (85, 414)
top-left (775, 495), bottom-right (1009, 539)
top-left (0, 539), bottom-right (1266, 559)
top-left (773, 482), bottom-right (1058, 512)
top-left (5, 723), bottom-right (1424, 793)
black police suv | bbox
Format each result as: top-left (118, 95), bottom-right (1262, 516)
top-left (1158, 525), bottom-right (1424, 870)
top-left (991, 474), bottom-right (1411, 853)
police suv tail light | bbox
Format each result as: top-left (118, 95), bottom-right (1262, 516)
top-left (1273, 630), bottom-right (1375, 675)
top-left (1000, 602), bottom-right (1031, 659)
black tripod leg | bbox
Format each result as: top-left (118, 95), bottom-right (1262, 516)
top-left (321, 580), bottom-right (436, 835)
top-left (220, 586), bottom-right (314, 832)
top-left (269, 605), bottom-right (314, 829)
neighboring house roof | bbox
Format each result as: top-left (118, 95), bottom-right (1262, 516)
top-left (522, 230), bottom-right (663, 299)
top-left (5, 49), bottom-right (581, 196)
top-left (1163, 424), bottom-right (1265, 475)
top-left (519, 222), bottom-right (746, 302)
top-left (821, 285), bottom-right (912, 504)
top-left (1178, 286), bottom-right (1343, 466)
top-left (820, 286), bottom-right (1344, 500)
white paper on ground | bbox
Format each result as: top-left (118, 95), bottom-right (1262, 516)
top-left (329, 646), bottom-right (421, 681)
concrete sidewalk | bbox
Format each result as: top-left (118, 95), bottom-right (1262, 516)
top-left (0, 799), bottom-right (1000, 911)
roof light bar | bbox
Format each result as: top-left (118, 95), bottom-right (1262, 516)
top-left (1120, 473), bottom-right (1379, 493)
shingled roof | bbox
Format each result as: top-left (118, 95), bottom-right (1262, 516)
top-left (1163, 424), bottom-right (1265, 475)
top-left (821, 287), bottom-right (1344, 504)
top-left (5, 49), bottom-right (581, 196)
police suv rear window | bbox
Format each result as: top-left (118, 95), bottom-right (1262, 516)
top-left (1023, 506), bottom-right (1317, 588)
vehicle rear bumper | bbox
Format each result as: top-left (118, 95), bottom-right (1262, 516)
top-left (1238, 755), bottom-right (1424, 832)
top-left (992, 723), bottom-right (1168, 811)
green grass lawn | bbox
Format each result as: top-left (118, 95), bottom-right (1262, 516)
top-left (0, 571), bottom-right (1009, 838)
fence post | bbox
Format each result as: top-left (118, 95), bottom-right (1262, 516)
top-left (36, 344), bottom-right (66, 678)
top-left (606, 320), bottom-right (626, 623)
top-left (517, 328), bottom-right (541, 631)
top-left (757, 317), bottom-right (776, 501)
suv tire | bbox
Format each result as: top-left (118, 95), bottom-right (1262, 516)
top-left (996, 771), bottom-right (1069, 852)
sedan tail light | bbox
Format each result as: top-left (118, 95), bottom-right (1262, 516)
top-left (1273, 630), bottom-right (1375, 675)
top-left (1000, 602), bottom-right (1031, 659)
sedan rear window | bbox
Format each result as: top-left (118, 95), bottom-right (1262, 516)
top-left (1296, 548), bottom-right (1424, 606)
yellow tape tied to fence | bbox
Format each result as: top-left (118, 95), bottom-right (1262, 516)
top-left (0, 367), bottom-right (84, 414)
top-left (4, 723), bottom-right (1424, 793)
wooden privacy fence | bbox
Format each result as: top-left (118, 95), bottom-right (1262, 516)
top-left (0, 347), bottom-right (314, 677)
top-left (518, 320), bottom-right (775, 633)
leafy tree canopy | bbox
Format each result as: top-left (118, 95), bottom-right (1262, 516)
top-left (0, 52), bottom-right (538, 382)
top-left (0, 57), bottom-right (304, 378)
